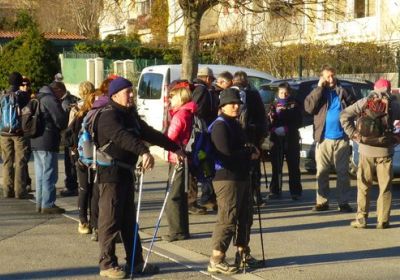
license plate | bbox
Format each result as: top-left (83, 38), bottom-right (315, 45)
top-left (300, 150), bottom-right (308, 158)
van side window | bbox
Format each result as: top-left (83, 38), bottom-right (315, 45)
top-left (138, 73), bottom-right (163, 99)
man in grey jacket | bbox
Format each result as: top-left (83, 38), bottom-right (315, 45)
top-left (304, 65), bottom-right (356, 212)
top-left (340, 79), bottom-right (400, 229)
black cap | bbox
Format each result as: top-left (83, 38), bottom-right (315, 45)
top-left (219, 88), bottom-right (243, 107)
top-left (8, 72), bottom-right (23, 87)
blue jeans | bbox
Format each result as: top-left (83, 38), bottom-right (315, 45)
top-left (33, 151), bottom-right (58, 208)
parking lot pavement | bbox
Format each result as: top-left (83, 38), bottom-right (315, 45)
top-left (1, 157), bottom-right (400, 279)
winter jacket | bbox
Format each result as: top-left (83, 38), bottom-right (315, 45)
top-left (96, 100), bottom-right (180, 183)
top-left (31, 86), bottom-right (68, 152)
top-left (167, 101), bottom-right (197, 163)
top-left (304, 84), bottom-right (355, 143)
top-left (192, 79), bottom-right (219, 126)
top-left (269, 97), bottom-right (302, 144)
top-left (210, 113), bottom-right (253, 181)
top-left (340, 96), bottom-right (400, 157)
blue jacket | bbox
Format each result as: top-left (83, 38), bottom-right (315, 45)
top-left (31, 86), bottom-right (68, 152)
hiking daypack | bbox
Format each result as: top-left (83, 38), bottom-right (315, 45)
top-left (77, 107), bottom-right (114, 168)
top-left (356, 95), bottom-right (394, 147)
top-left (186, 116), bottom-right (228, 183)
top-left (21, 98), bottom-right (41, 138)
top-left (0, 90), bottom-right (21, 135)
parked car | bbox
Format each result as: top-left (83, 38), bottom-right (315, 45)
top-left (137, 64), bottom-right (277, 159)
top-left (264, 78), bottom-right (374, 174)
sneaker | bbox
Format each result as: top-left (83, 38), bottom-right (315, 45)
top-left (99, 266), bottom-right (126, 279)
top-left (16, 192), bottom-right (34, 199)
top-left (312, 203), bottom-right (329, 211)
top-left (60, 189), bottom-right (78, 197)
top-left (161, 233), bottom-right (190, 242)
top-left (338, 203), bottom-right (353, 213)
top-left (208, 260), bottom-right (238, 275)
top-left (91, 228), bottom-right (98, 241)
top-left (41, 205), bottom-right (66, 214)
top-left (376, 222), bottom-right (390, 229)
top-left (350, 218), bottom-right (367, 229)
top-left (78, 222), bottom-right (91, 234)
top-left (235, 251), bottom-right (264, 269)
top-left (188, 205), bottom-right (207, 215)
top-left (268, 193), bottom-right (281, 200)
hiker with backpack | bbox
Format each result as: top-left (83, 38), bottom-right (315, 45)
top-left (31, 85), bottom-right (68, 214)
top-left (268, 82), bottom-right (303, 200)
top-left (0, 72), bottom-right (31, 199)
top-left (207, 88), bottom-right (262, 275)
top-left (162, 80), bottom-right (197, 242)
top-left (340, 79), bottom-right (400, 229)
top-left (94, 77), bottom-right (185, 279)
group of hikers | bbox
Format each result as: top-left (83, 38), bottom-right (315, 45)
top-left (1, 63), bottom-right (399, 278)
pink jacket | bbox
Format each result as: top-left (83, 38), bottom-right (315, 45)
top-left (167, 101), bottom-right (197, 163)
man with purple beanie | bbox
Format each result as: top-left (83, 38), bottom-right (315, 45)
top-left (95, 77), bottom-right (185, 278)
top-left (341, 78), bottom-right (400, 229)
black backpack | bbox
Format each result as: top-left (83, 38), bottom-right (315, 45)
top-left (21, 98), bottom-right (42, 138)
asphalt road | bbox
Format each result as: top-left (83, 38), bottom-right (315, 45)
top-left (1, 157), bottom-right (400, 280)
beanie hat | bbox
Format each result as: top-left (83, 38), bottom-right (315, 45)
top-left (219, 88), bottom-right (243, 107)
top-left (108, 77), bottom-right (133, 97)
top-left (374, 78), bottom-right (391, 93)
top-left (8, 72), bottom-right (23, 87)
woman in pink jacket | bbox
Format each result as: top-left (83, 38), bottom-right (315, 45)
top-left (163, 80), bottom-right (197, 242)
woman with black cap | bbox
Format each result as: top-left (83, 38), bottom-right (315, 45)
top-left (207, 88), bottom-right (262, 275)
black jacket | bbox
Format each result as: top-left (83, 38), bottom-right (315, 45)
top-left (96, 100), bottom-right (180, 183)
top-left (192, 79), bottom-right (219, 126)
top-left (211, 113), bottom-right (252, 181)
top-left (31, 86), bottom-right (68, 152)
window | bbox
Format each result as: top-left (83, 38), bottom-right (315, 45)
top-left (354, 0), bottom-right (375, 18)
top-left (136, 0), bottom-right (151, 16)
top-left (138, 73), bottom-right (163, 99)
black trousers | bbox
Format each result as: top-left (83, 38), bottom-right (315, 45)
top-left (64, 146), bottom-right (78, 190)
top-left (77, 164), bottom-right (99, 228)
top-left (165, 163), bottom-right (189, 237)
top-left (98, 180), bottom-right (143, 270)
top-left (269, 136), bottom-right (302, 196)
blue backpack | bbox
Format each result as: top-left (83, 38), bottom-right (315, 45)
top-left (186, 116), bottom-right (228, 183)
top-left (0, 90), bottom-right (21, 135)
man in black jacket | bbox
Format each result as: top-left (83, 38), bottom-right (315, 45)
top-left (96, 77), bottom-right (184, 279)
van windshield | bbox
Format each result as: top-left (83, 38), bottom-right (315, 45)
top-left (248, 77), bottom-right (271, 90)
top-left (138, 73), bottom-right (163, 99)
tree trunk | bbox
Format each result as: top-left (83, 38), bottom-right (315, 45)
top-left (181, 9), bottom-right (202, 81)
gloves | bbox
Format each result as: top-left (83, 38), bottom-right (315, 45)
top-left (274, 126), bottom-right (286, 136)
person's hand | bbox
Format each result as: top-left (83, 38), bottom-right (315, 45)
top-left (142, 152), bottom-right (155, 171)
top-left (173, 149), bottom-right (186, 162)
top-left (275, 126), bottom-right (286, 136)
top-left (318, 76), bottom-right (326, 88)
top-left (251, 146), bottom-right (260, 160)
top-left (351, 131), bottom-right (361, 143)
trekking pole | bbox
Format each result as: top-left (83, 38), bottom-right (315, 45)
top-left (252, 164), bottom-right (266, 267)
top-left (142, 163), bottom-right (181, 273)
top-left (130, 166), bottom-right (144, 279)
top-left (277, 137), bottom-right (284, 195)
top-left (261, 153), bottom-right (268, 190)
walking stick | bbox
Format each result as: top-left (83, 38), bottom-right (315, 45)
top-left (252, 164), bottom-right (266, 266)
top-left (142, 163), bottom-right (181, 273)
top-left (261, 154), bottom-right (268, 190)
top-left (130, 166), bottom-right (144, 279)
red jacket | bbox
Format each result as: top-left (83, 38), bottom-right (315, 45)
top-left (167, 101), bottom-right (197, 163)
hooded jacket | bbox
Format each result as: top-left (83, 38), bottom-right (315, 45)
top-left (31, 86), bottom-right (68, 152)
top-left (167, 101), bottom-right (197, 163)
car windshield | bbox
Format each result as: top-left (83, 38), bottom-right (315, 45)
top-left (138, 73), bottom-right (163, 99)
top-left (248, 77), bottom-right (272, 90)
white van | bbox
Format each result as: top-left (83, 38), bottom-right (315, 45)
top-left (136, 64), bottom-right (276, 159)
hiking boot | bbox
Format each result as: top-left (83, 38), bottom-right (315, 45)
top-left (188, 204), bottom-right (207, 215)
top-left (312, 203), bottom-right (329, 212)
top-left (200, 200), bottom-right (217, 211)
top-left (60, 189), bottom-right (78, 197)
top-left (99, 266), bottom-right (126, 279)
top-left (26, 184), bottom-right (33, 193)
top-left (16, 192), bottom-right (34, 199)
top-left (127, 262), bottom-right (159, 275)
top-left (207, 260), bottom-right (238, 275)
top-left (161, 233), bottom-right (190, 242)
top-left (235, 251), bottom-right (264, 269)
top-left (338, 203), bottom-right (353, 213)
top-left (91, 228), bottom-right (98, 241)
top-left (78, 222), bottom-right (91, 234)
top-left (376, 222), bottom-right (390, 229)
top-left (268, 193), bottom-right (281, 200)
top-left (41, 205), bottom-right (65, 214)
top-left (350, 218), bottom-right (367, 229)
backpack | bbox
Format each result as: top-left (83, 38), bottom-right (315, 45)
top-left (186, 116), bottom-right (228, 183)
top-left (356, 94), bottom-right (395, 147)
top-left (21, 98), bottom-right (41, 138)
top-left (0, 90), bottom-right (21, 135)
top-left (77, 106), bottom-right (114, 169)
